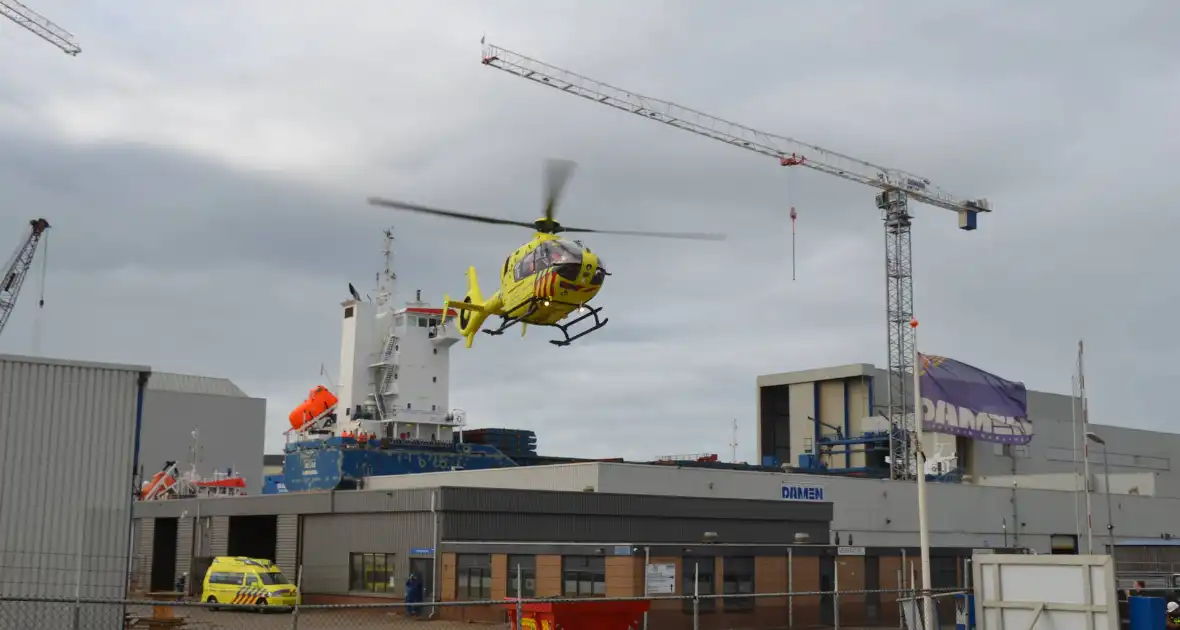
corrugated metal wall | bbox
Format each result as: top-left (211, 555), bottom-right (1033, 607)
top-left (176, 518), bottom-right (193, 581)
top-left (135, 518), bottom-right (155, 592)
top-left (299, 513), bottom-right (435, 594)
top-left (209, 517), bottom-right (229, 557)
top-left (275, 515), bottom-right (299, 579)
top-left (0, 356), bottom-right (148, 604)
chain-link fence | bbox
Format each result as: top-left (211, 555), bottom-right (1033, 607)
top-left (0, 587), bottom-right (972, 630)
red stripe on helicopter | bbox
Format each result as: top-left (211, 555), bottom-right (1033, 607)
top-left (548, 272), bottom-right (557, 298)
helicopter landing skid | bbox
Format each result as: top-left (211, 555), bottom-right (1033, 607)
top-left (549, 305), bottom-right (608, 347)
top-left (481, 301), bottom-right (539, 337)
top-left (480, 299), bottom-right (608, 346)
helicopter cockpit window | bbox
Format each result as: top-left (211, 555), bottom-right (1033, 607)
top-left (513, 250), bottom-right (537, 281)
top-left (535, 240), bottom-right (583, 272)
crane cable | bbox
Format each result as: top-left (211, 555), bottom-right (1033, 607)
top-left (787, 168), bottom-right (798, 281)
top-left (37, 231), bottom-right (47, 308)
top-left (30, 232), bottom-right (48, 355)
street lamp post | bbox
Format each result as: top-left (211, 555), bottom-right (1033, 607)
top-left (1086, 432), bottom-right (1115, 552)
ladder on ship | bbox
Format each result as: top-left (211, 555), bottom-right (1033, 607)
top-left (373, 332), bottom-right (399, 420)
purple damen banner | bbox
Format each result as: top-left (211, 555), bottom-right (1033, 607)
top-left (918, 354), bottom-right (1033, 445)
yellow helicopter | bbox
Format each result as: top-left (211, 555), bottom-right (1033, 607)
top-left (368, 159), bottom-right (725, 348)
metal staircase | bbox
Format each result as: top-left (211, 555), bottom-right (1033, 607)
top-left (373, 332), bottom-right (399, 420)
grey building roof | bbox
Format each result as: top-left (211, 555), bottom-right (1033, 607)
top-left (146, 371), bottom-right (249, 397)
top-left (0, 352), bottom-right (151, 373)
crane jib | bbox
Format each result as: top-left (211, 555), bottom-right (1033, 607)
top-left (481, 43), bottom-right (990, 218)
top-left (482, 42), bottom-right (994, 480)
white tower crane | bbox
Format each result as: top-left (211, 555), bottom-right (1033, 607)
top-left (1, 0), bottom-right (80, 55)
top-left (480, 43), bottom-right (992, 480)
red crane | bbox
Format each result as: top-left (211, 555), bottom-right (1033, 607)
top-left (0, 218), bottom-right (50, 339)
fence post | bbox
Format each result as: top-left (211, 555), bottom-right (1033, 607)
top-left (692, 561), bottom-right (699, 630)
top-left (897, 569), bottom-right (904, 629)
top-left (788, 547), bottom-right (794, 628)
top-left (833, 558), bottom-right (840, 630)
top-left (289, 564), bottom-right (302, 630)
top-left (642, 547), bottom-right (649, 630)
top-left (515, 564), bottom-right (522, 630)
top-left (72, 541), bottom-right (82, 630)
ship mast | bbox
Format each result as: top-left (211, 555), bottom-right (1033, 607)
top-left (374, 227), bottom-right (397, 310)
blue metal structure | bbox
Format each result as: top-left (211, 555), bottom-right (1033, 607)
top-left (282, 437), bottom-right (519, 492)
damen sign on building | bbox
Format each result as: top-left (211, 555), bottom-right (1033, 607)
top-left (781, 483), bottom-right (825, 502)
top-left (918, 354), bottom-right (1033, 445)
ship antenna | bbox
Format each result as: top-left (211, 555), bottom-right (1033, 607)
top-left (376, 226), bottom-right (397, 309)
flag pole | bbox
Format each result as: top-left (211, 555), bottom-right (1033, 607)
top-left (911, 318), bottom-right (934, 630)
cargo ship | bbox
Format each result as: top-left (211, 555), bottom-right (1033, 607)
top-left (281, 229), bottom-right (529, 492)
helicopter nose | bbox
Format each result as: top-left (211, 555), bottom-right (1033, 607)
top-left (554, 262), bottom-right (581, 282)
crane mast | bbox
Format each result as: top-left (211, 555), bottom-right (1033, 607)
top-left (0, 218), bottom-right (50, 339)
top-left (481, 43), bottom-right (992, 480)
top-left (1, 0), bottom-right (80, 55)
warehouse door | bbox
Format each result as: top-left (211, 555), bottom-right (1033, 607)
top-left (149, 518), bottom-right (178, 592)
top-left (411, 557), bottom-right (435, 616)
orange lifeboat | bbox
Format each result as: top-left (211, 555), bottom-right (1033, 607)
top-left (288, 385), bottom-right (339, 431)
top-left (141, 471), bottom-right (177, 500)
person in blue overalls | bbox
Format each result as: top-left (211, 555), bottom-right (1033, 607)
top-left (405, 572), bottom-right (424, 617)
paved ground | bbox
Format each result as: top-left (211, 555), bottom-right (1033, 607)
top-left (127, 605), bottom-right (510, 629)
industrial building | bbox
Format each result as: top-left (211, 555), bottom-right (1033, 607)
top-left (139, 372), bottom-right (267, 493)
top-left (130, 482), bottom-right (990, 627)
top-left (0, 354), bottom-right (150, 630)
top-left (0, 352), bottom-right (268, 629)
top-left (125, 357), bottom-right (1180, 629)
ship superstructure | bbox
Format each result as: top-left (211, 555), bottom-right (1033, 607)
top-left (282, 228), bottom-right (517, 491)
top-left (335, 228), bottom-right (464, 441)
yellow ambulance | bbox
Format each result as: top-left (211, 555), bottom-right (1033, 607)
top-left (200, 557), bottom-right (299, 609)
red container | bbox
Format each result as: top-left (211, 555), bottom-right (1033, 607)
top-left (502, 599), bottom-right (650, 630)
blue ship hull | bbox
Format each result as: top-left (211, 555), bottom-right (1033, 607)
top-left (282, 437), bottom-right (519, 492)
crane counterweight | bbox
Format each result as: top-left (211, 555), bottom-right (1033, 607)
top-left (481, 41), bottom-right (995, 480)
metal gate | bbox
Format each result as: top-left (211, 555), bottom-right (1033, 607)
top-left (275, 515), bottom-right (299, 579)
top-left (176, 518), bottom-right (194, 590)
top-left (209, 516), bottom-right (229, 557)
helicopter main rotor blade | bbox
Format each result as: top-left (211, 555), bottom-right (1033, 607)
top-left (543, 158), bottom-right (577, 223)
top-left (368, 197), bottom-right (537, 230)
top-left (561, 226), bottom-right (727, 241)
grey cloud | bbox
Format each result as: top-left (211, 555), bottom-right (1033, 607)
top-left (1, 0), bottom-right (1177, 460)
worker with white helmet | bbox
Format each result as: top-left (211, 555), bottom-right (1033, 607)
top-left (1167, 601), bottom-right (1180, 629)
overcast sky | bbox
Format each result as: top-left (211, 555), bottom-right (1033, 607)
top-left (1, 1), bottom-right (1177, 462)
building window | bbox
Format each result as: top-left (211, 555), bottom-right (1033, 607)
top-left (349, 553), bottom-right (396, 594)
top-left (562, 556), bottom-right (605, 597)
top-left (1051, 534), bottom-right (1079, 555)
top-left (508, 555), bottom-right (536, 598)
top-left (723, 556), bottom-right (755, 611)
top-left (682, 557), bottom-right (716, 612)
top-left (457, 554), bottom-right (492, 600)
